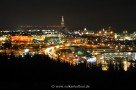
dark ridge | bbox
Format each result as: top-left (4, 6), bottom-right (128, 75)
top-left (0, 53), bottom-right (136, 89)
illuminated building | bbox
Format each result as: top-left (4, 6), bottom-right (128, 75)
top-left (116, 31), bottom-right (134, 40)
top-left (0, 36), bottom-right (8, 42)
top-left (59, 16), bottom-right (69, 35)
top-left (11, 35), bottom-right (33, 43)
top-left (61, 16), bottom-right (65, 28)
top-left (82, 28), bottom-right (88, 35)
top-left (96, 28), bottom-right (115, 38)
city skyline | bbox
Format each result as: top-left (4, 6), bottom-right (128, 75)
top-left (0, 0), bottom-right (136, 88)
top-left (0, 0), bottom-right (136, 32)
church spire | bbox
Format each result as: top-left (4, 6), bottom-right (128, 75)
top-left (61, 16), bottom-right (65, 27)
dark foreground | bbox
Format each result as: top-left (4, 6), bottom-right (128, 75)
top-left (0, 53), bottom-right (136, 89)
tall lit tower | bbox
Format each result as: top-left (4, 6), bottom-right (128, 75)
top-left (61, 16), bottom-right (65, 28)
top-left (59, 16), bottom-right (69, 35)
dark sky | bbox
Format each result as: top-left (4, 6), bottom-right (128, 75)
top-left (0, 0), bottom-right (136, 32)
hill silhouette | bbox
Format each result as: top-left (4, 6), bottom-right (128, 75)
top-left (0, 53), bottom-right (136, 89)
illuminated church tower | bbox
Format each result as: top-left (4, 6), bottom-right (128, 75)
top-left (59, 16), bottom-right (69, 35)
top-left (61, 16), bottom-right (65, 28)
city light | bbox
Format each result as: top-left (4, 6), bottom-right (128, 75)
top-left (0, 16), bottom-right (136, 70)
top-left (87, 57), bottom-right (96, 63)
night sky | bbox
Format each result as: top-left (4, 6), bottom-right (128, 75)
top-left (0, 0), bottom-right (136, 32)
